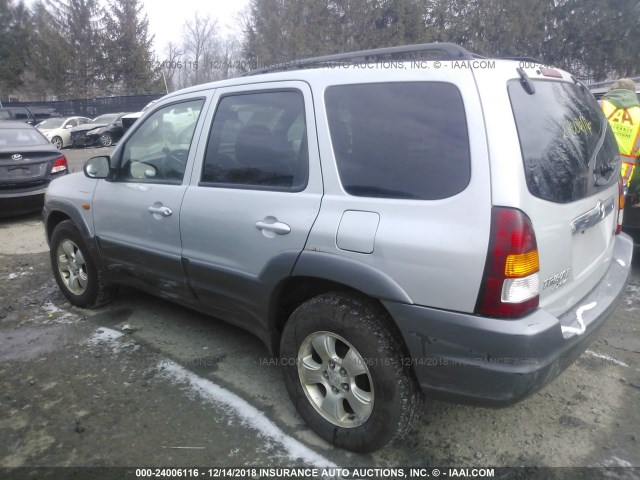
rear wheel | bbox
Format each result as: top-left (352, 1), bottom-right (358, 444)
top-left (51, 136), bottom-right (63, 149)
top-left (280, 292), bottom-right (423, 452)
top-left (50, 220), bottom-right (113, 308)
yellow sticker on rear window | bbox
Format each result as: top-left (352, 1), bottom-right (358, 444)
top-left (562, 115), bottom-right (592, 139)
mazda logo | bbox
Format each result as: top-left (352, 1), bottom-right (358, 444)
top-left (11, 154), bottom-right (23, 161)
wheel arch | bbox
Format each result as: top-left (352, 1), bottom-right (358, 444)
top-left (43, 200), bottom-right (108, 275)
top-left (267, 251), bottom-right (414, 356)
top-left (44, 200), bottom-right (92, 243)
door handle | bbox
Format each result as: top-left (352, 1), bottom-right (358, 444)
top-left (256, 219), bottom-right (291, 235)
top-left (148, 205), bottom-right (173, 217)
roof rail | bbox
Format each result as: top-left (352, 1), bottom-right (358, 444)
top-left (243, 42), bottom-right (476, 76)
top-left (501, 56), bottom-right (544, 63)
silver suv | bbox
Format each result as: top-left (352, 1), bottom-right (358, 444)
top-left (44, 43), bottom-right (633, 452)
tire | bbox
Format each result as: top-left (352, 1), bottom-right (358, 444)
top-left (99, 132), bottom-right (113, 147)
top-left (51, 136), bottom-right (63, 149)
top-left (280, 292), bottom-right (423, 452)
top-left (50, 220), bottom-right (113, 308)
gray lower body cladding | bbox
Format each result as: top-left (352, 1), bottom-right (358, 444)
top-left (386, 233), bottom-right (634, 406)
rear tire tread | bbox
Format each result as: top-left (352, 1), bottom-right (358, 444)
top-left (281, 291), bottom-right (423, 452)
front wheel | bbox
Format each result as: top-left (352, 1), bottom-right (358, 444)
top-left (99, 132), bottom-right (113, 147)
top-left (280, 292), bottom-right (423, 452)
top-left (50, 220), bottom-right (113, 308)
top-left (51, 136), bottom-right (63, 149)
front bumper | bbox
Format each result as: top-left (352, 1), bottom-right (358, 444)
top-left (70, 135), bottom-right (97, 148)
top-left (386, 233), bottom-right (634, 406)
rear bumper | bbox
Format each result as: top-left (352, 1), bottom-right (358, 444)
top-left (0, 189), bottom-right (45, 216)
top-left (386, 233), bottom-right (634, 406)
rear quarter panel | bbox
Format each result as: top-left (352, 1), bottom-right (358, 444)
top-left (303, 66), bottom-right (492, 312)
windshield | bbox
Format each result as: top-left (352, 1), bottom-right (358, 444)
top-left (0, 128), bottom-right (49, 147)
top-left (37, 118), bottom-right (66, 129)
top-left (91, 114), bottom-right (119, 124)
top-left (509, 80), bottom-right (620, 203)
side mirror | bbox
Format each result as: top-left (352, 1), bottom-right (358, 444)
top-left (84, 156), bottom-right (110, 179)
top-left (65, 124), bottom-right (73, 129)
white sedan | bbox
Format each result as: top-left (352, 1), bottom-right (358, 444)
top-left (37, 116), bottom-right (91, 149)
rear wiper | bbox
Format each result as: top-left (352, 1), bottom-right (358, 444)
top-left (594, 156), bottom-right (620, 186)
top-left (516, 67), bottom-right (535, 95)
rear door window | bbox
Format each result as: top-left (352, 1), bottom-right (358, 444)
top-left (201, 90), bottom-right (308, 191)
top-left (508, 80), bottom-right (619, 203)
top-left (325, 82), bottom-right (471, 200)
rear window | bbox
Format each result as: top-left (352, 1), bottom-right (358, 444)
top-left (325, 82), bottom-right (471, 200)
top-left (0, 128), bottom-right (49, 147)
top-left (509, 80), bottom-right (620, 203)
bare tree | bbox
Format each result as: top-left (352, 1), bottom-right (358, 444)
top-left (183, 12), bottom-right (217, 86)
top-left (160, 41), bottom-right (184, 92)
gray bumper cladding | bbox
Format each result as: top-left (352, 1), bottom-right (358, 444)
top-left (385, 233), bottom-right (634, 406)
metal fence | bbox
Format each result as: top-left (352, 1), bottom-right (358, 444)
top-left (2, 93), bottom-right (166, 118)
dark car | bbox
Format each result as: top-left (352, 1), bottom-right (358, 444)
top-left (622, 183), bottom-right (640, 241)
top-left (0, 106), bottom-right (60, 126)
top-left (0, 121), bottom-right (68, 216)
top-left (69, 112), bottom-right (128, 148)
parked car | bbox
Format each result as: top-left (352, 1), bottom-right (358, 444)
top-left (121, 99), bottom-right (160, 133)
top-left (622, 186), bottom-right (640, 241)
top-left (0, 121), bottom-right (68, 215)
top-left (69, 112), bottom-right (128, 148)
top-left (43, 43), bottom-right (633, 452)
top-left (0, 106), bottom-right (60, 126)
top-left (37, 116), bottom-right (92, 149)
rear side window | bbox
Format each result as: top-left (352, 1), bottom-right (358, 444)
top-left (325, 82), bottom-right (471, 200)
top-left (509, 80), bottom-right (619, 203)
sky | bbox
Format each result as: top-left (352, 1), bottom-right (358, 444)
top-left (141, 0), bottom-right (250, 55)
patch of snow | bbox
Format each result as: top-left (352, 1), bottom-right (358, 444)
top-left (41, 301), bottom-right (79, 324)
top-left (8, 272), bottom-right (30, 280)
top-left (584, 350), bottom-right (629, 367)
top-left (87, 327), bottom-right (124, 346)
top-left (90, 327), bottom-right (336, 468)
top-left (160, 361), bottom-right (336, 468)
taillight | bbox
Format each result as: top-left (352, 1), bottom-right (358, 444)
top-left (616, 175), bottom-right (624, 235)
top-left (51, 155), bottom-right (68, 173)
top-left (475, 207), bottom-right (540, 318)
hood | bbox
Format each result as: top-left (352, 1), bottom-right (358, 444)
top-left (70, 122), bottom-right (108, 133)
top-left (602, 88), bottom-right (639, 109)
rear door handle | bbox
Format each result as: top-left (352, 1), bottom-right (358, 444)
top-left (256, 219), bottom-right (291, 235)
top-left (148, 205), bottom-right (173, 217)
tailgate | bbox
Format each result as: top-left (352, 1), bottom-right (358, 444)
top-left (508, 78), bottom-right (622, 317)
